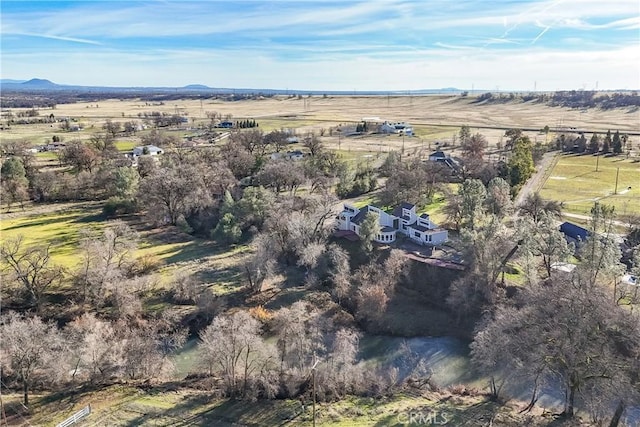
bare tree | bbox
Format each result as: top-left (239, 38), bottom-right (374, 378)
top-left (257, 160), bottom-right (306, 194)
top-left (244, 234), bottom-right (277, 293)
top-left (302, 132), bottom-right (323, 156)
top-left (1, 236), bottom-right (64, 313)
top-left (102, 119), bottom-right (121, 137)
top-left (59, 141), bottom-right (99, 173)
top-left (472, 275), bottom-right (640, 419)
top-left (447, 217), bottom-right (515, 318)
top-left (66, 313), bottom-right (124, 383)
top-left (74, 221), bottom-right (137, 306)
top-left (0, 313), bottom-right (65, 405)
top-left (198, 311), bottom-right (276, 397)
top-left (137, 163), bottom-right (199, 225)
top-left (325, 244), bottom-right (351, 304)
top-left (521, 213), bottom-right (574, 279)
top-left (577, 203), bottom-right (625, 288)
top-left (272, 301), bottom-right (326, 374)
top-left (519, 193), bottom-right (562, 224)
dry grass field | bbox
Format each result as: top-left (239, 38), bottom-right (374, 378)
top-left (2, 95), bottom-right (638, 152)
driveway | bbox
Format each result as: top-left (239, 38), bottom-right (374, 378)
top-left (514, 151), bottom-right (558, 207)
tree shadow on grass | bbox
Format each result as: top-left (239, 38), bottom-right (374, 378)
top-left (122, 394), bottom-right (298, 427)
top-left (159, 240), bottom-right (220, 265)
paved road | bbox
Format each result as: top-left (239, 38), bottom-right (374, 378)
top-left (514, 151), bottom-right (557, 207)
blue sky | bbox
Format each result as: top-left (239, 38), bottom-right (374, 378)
top-left (1, 0), bottom-right (639, 91)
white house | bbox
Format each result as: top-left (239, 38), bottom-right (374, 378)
top-left (337, 201), bottom-right (448, 245)
top-left (379, 121), bottom-right (411, 134)
top-left (133, 145), bottom-right (163, 156)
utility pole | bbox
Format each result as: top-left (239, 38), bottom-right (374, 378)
top-left (614, 167), bottom-right (620, 194)
top-left (311, 356), bottom-right (319, 427)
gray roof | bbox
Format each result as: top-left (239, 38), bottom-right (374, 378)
top-left (351, 207), bottom-right (369, 225)
top-left (429, 150), bottom-right (448, 159)
top-left (392, 202), bottom-right (415, 218)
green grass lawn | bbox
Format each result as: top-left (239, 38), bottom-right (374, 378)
top-left (0, 204), bottom-right (106, 269)
top-left (4, 384), bottom-right (559, 427)
top-left (115, 140), bottom-right (137, 151)
top-left (0, 203), bottom-right (242, 272)
top-left (539, 154), bottom-right (640, 216)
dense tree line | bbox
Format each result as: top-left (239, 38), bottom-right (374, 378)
top-left (443, 178), bottom-right (640, 423)
top-left (471, 91), bottom-right (640, 110)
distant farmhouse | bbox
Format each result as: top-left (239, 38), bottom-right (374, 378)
top-left (379, 121), bottom-right (413, 136)
top-left (337, 202), bottom-right (448, 245)
top-left (133, 145), bottom-right (164, 156)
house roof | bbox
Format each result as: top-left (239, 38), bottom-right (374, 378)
top-left (381, 226), bottom-right (396, 233)
top-left (135, 144), bottom-right (162, 153)
top-left (391, 202), bottom-right (416, 219)
top-left (429, 150), bottom-right (448, 159)
top-left (560, 222), bottom-right (590, 240)
top-left (351, 207), bottom-right (369, 225)
top-left (411, 224), bottom-right (431, 232)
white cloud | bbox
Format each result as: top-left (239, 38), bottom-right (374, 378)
top-left (3, 43), bottom-right (638, 91)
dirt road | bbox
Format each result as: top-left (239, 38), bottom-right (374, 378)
top-left (514, 151), bottom-right (558, 207)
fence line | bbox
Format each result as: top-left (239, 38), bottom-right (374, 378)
top-left (56, 405), bottom-right (91, 427)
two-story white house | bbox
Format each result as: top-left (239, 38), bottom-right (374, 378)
top-left (337, 202), bottom-right (448, 245)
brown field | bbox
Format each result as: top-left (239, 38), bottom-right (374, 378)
top-left (2, 95), bottom-right (639, 154)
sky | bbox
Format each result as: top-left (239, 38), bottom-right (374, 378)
top-left (1, 0), bottom-right (639, 91)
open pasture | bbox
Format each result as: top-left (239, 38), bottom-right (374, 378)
top-left (3, 95), bottom-right (638, 152)
top-left (539, 154), bottom-right (640, 216)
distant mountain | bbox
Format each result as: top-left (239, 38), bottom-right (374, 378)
top-left (183, 84), bottom-right (211, 90)
top-left (0, 78), bottom-right (467, 96)
top-left (22, 78), bottom-right (58, 88)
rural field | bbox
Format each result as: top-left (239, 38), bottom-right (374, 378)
top-left (1, 94), bottom-right (639, 427)
top-left (539, 154), bottom-right (640, 217)
top-left (3, 95), bottom-right (639, 154)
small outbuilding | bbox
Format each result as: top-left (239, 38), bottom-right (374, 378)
top-left (559, 222), bottom-right (590, 241)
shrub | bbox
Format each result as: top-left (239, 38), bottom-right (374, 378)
top-left (249, 305), bottom-right (272, 322)
top-left (134, 254), bottom-right (163, 275)
top-left (103, 197), bottom-right (137, 217)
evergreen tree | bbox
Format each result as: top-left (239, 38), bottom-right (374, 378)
top-left (359, 212), bottom-right (380, 255)
top-left (602, 130), bottom-right (612, 154)
top-left (612, 130), bottom-right (622, 154)
top-left (507, 136), bottom-right (534, 189)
